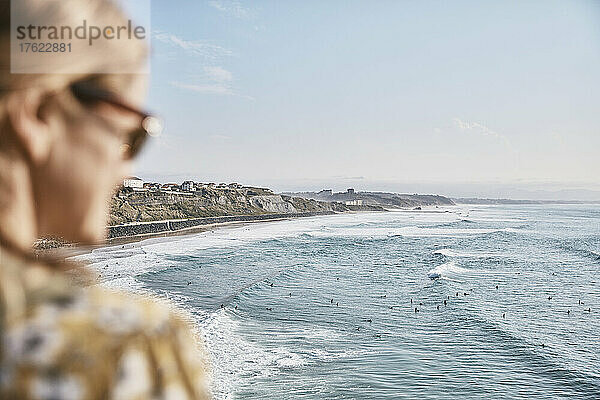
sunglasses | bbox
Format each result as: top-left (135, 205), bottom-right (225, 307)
top-left (69, 81), bottom-right (162, 159)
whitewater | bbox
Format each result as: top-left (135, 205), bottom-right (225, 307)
top-left (74, 204), bottom-right (600, 399)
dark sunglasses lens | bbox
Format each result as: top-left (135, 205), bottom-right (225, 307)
top-left (71, 82), bottom-right (108, 105)
top-left (125, 128), bottom-right (148, 159)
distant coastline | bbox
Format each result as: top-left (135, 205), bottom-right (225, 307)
top-left (37, 178), bottom-right (598, 253)
top-left (35, 179), bottom-right (462, 252)
top-left (284, 189), bottom-right (455, 208)
top-left (453, 197), bottom-right (600, 205)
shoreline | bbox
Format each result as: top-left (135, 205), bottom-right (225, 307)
top-left (42, 206), bottom-right (454, 260)
top-left (46, 210), bottom-right (367, 259)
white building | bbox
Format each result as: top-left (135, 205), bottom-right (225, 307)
top-left (345, 199), bottom-right (363, 206)
top-left (123, 176), bottom-right (143, 189)
top-left (181, 181), bottom-right (196, 192)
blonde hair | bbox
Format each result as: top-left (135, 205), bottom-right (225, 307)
top-left (0, 0), bottom-right (148, 152)
top-left (0, 0), bottom-right (147, 94)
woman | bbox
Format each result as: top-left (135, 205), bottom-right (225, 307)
top-left (0, 1), bottom-right (209, 398)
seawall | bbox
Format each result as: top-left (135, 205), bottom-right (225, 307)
top-left (107, 211), bottom-right (336, 239)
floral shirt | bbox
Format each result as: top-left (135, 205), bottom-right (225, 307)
top-left (0, 246), bottom-right (210, 400)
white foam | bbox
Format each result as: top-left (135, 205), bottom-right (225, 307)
top-left (307, 347), bottom-right (372, 362)
top-left (74, 209), bottom-right (521, 398)
top-left (470, 217), bottom-right (527, 223)
top-left (74, 211), bottom-right (474, 275)
top-left (272, 327), bottom-right (343, 341)
top-left (428, 262), bottom-right (472, 277)
top-left (391, 226), bottom-right (503, 237)
top-left (199, 310), bottom-right (306, 399)
top-left (504, 227), bottom-right (538, 234)
top-left (74, 249), bottom-right (169, 291)
top-left (433, 248), bottom-right (506, 258)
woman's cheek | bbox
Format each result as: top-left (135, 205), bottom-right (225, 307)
top-left (66, 130), bottom-right (118, 242)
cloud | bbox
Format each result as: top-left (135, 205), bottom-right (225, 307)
top-left (204, 66), bottom-right (233, 82)
top-left (155, 33), bottom-right (251, 99)
top-left (170, 81), bottom-right (233, 95)
top-left (452, 118), bottom-right (511, 147)
top-left (153, 31), bottom-right (233, 60)
top-left (209, 0), bottom-right (254, 19)
top-left (170, 81), bottom-right (254, 100)
top-left (169, 65), bottom-right (234, 96)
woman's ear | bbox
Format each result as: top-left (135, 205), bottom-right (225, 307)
top-left (6, 88), bottom-right (53, 165)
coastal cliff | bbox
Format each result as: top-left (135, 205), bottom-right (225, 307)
top-left (109, 186), bottom-right (382, 226)
top-left (34, 185), bottom-right (455, 248)
top-left (34, 185), bottom-right (385, 247)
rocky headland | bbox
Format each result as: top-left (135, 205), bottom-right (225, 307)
top-left (285, 189), bottom-right (455, 208)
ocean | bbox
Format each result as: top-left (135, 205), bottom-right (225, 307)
top-left (76, 204), bottom-right (600, 399)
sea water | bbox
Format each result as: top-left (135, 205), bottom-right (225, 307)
top-left (76, 204), bottom-right (600, 399)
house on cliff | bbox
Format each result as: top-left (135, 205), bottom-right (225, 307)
top-left (161, 183), bottom-right (180, 192)
top-left (123, 176), bottom-right (143, 189)
top-left (181, 181), bottom-right (196, 192)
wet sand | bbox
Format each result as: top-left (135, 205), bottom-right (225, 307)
top-left (43, 214), bottom-right (345, 261)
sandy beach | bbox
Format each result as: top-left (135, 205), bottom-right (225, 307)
top-left (50, 211), bottom-right (376, 261)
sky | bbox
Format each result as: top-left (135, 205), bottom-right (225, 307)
top-left (133, 0), bottom-right (599, 199)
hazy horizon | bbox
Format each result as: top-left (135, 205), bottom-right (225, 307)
top-left (133, 0), bottom-right (599, 201)
top-left (135, 172), bottom-right (600, 201)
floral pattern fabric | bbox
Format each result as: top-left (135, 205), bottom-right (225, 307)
top-left (0, 246), bottom-right (210, 400)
